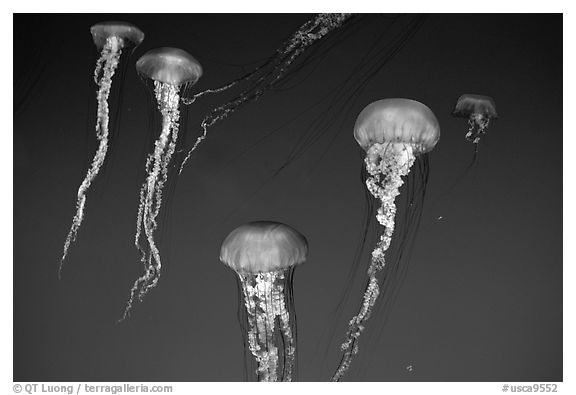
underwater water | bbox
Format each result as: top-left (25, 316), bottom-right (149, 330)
top-left (13, 14), bottom-right (561, 381)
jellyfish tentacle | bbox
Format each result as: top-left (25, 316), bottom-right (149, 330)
top-left (465, 114), bottom-right (491, 144)
top-left (134, 156), bottom-right (152, 258)
top-left (140, 81), bottom-right (179, 289)
top-left (119, 258), bottom-right (154, 322)
top-left (122, 81), bottom-right (180, 318)
top-left (263, 274), bottom-right (279, 381)
top-left (276, 275), bottom-right (296, 381)
top-left (465, 117), bottom-right (476, 143)
top-left (141, 82), bottom-right (180, 297)
top-left (332, 142), bottom-right (415, 382)
top-left (241, 274), bottom-right (266, 379)
top-left (59, 36), bottom-right (124, 277)
top-left (237, 270), bottom-right (296, 381)
top-left (177, 13), bottom-right (353, 175)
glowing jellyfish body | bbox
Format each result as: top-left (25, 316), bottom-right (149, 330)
top-left (123, 48), bottom-right (202, 319)
top-left (331, 99), bottom-right (440, 381)
top-left (220, 221), bottom-right (308, 382)
top-left (453, 93), bottom-right (498, 144)
top-left (60, 22), bottom-right (144, 277)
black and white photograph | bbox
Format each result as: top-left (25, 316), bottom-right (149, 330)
top-left (10, 5), bottom-right (570, 389)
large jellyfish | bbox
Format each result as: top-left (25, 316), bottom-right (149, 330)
top-left (331, 99), bottom-right (440, 381)
top-left (122, 48), bottom-right (203, 319)
top-left (60, 22), bottom-right (144, 277)
top-left (452, 93), bottom-right (498, 144)
top-left (219, 221), bottom-right (308, 382)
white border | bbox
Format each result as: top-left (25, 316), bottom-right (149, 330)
top-left (5, 3), bottom-right (573, 393)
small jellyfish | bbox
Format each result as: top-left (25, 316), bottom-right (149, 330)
top-left (331, 99), bottom-right (440, 381)
top-left (122, 48), bottom-right (202, 319)
top-left (452, 93), bottom-right (498, 144)
top-left (220, 221), bottom-right (308, 382)
top-left (60, 22), bottom-right (144, 277)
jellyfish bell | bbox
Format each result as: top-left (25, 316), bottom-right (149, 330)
top-left (220, 221), bottom-right (308, 274)
top-left (136, 47), bottom-right (203, 87)
top-left (90, 21), bottom-right (145, 50)
top-left (331, 98), bottom-right (439, 381)
top-left (354, 98), bottom-right (440, 155)
top-left (220, 221), bottom-right (308, 382)
top-left (452, 93), bottom-right (498, 120)
top-left (90, 22), bottom-right (145, 89)
top-left (453, 93), bottom-right (498, 144)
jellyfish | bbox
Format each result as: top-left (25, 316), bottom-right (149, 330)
top-left (122, 48), bottom-right (202, 319)
top-left (219, 221), bottom-right (308, 381)
top-left (59, 22), bottom-right (144, 277)
top-left (331, 99), bottom-right (440, 381)
top-left (452, 93), bottom-right (498, 144)
top-left (178, 14), bottom-right (428, 230)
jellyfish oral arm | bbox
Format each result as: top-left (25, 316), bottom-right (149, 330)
top-left (123, 81), bottom-right (181, 319)
top-left (332, 143), bottom-right (415, 381)
top-left (239, 270), bottom-right (296, 382)
top-left (59, 36), bottom-right (124, 277)
top-left (466, 114), bottom-right (490, 144)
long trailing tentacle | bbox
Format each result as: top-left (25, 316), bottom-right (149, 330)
top-left (177, 13), bottom-right (353, 175)
top-left (134, 155), bottom-right (153, 260)
top-left (331, 143), bottom-right (415, 381)
top-left (196, 16), bottom-right (428, 235)
top-left (121, 81), bottom-right (180, 320)
top-left (59, 36), bottom-right (124, 278)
